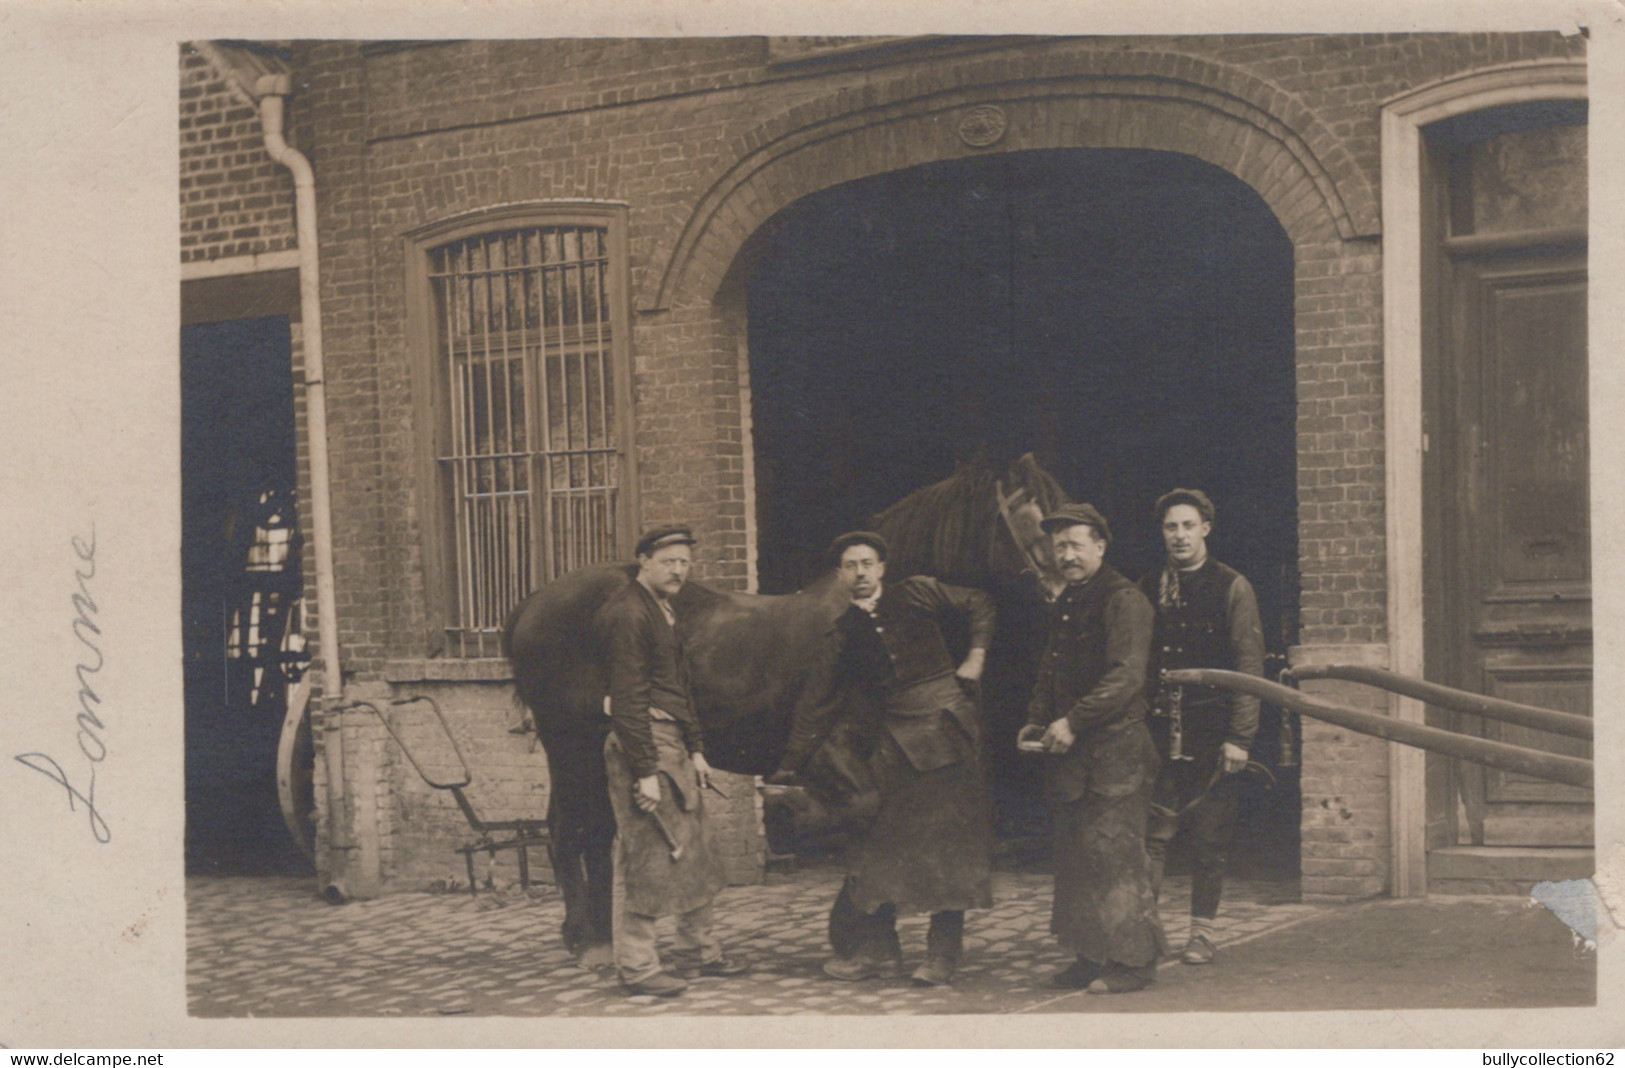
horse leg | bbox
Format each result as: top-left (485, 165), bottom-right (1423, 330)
top-left (534, 723), bottom-right (609, 964)
top-left (542, 742), bottom-right (601, 959)
top-left (579, 783), bottom-right (617, 969)
top-left (544, 721), bottom-right (615, 966)
top-left (545, 791), bottom-right (592, 957)
top-left (795, 717), bottom-right (880, 832)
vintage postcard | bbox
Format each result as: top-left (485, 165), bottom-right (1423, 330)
top-left (1, 0), bottom-right (1621, 1050)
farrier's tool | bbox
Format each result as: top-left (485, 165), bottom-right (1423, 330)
top-left (648, 805), bottom-right (684, 861)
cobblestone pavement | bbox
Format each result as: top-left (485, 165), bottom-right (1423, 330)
top-left (187, 865), bottom-right (1322, 1017)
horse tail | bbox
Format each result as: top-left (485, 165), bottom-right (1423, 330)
top-left (500, 593), bottom-right (524, 666)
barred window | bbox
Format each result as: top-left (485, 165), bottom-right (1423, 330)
top-left (414, 207), bottom-right (635, 657)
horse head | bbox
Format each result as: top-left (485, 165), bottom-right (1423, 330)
top-left (868, 451), bottom-right (1068, 593)
top-left (993, 453), bottom-right (1068, 599)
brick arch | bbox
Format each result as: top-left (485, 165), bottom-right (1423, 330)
top-left (645, 49), bottom-right (1379, 312)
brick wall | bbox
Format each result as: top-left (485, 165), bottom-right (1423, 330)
top-left (1292, 643), bottom-right (1392, 899)
top-left (179, 44), bottom-right (297, 265)
top-left (283, 32), bottom-right (1584, 680)
top-left (1293, 237), bottom-right (1386, 649)
top-left (220, 33), bottom-right (1587, 900)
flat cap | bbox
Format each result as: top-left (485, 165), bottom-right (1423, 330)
top-left (827, 530), bottom-right (889, 563)
top-left (1039, 502), bottom-right (1112, 544)
top-left (1154, 487), bottom-right (1216, 525)
top-left (634, 524), bottom-right (697, 557)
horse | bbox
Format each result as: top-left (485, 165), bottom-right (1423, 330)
top-left (502, 453), bottom-right (1068, 962)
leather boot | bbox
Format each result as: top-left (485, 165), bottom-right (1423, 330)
top-left (1049, 958), bottom-right (1104, 989)
top-left (823, 954), bottom-right (904, 981)
top-left (621, 971), bottom-right (688, 998)
top-left (912, 911), bottom-right (963, 986)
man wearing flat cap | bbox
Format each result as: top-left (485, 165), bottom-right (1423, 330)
top-left (817, 530), bottom-right (997, 987)
top-left (1020, 503), bottom-right (1167, 994)
top-left (599, 524), bottom-right (746, 998)
top-left (1139, 488), bottom-right (1264, 966)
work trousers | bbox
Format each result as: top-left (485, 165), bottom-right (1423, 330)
top-left (1146, 756), bottom-right (1240, 920)
top-left (611, 840), bottom-right (722, 983)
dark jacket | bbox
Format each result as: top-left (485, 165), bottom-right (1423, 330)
top-left (1139, 557), bottom-right (1264, 753)
top-left (838, 575), bottom-right (996, 693)
top-left (837, 575), bottom-right (995, 773)
top-left (600, 578), bottom-right (703, 779)
top-left (1026, 565), bottom-right (1156, 803)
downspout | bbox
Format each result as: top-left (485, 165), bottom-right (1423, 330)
top-left (256, 74), bottom-right (353, 902)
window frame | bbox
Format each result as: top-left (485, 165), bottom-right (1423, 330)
top-left (405, 201), bottom-right (639, 657)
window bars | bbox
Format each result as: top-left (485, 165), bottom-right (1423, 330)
top-left (430, 225), bottom-right (623, 657)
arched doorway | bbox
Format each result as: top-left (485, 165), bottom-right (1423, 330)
top-left (743, 147), bottom-right (1300, 876)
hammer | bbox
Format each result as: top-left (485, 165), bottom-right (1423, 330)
top-left (649, 808), bottom-right (684, 862)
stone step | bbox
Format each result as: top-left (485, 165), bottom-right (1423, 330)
top-left (1427, 845), bottom-right (1592, 896)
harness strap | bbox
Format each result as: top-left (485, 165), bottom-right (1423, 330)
top-left (994, 479), bottom-right (1052, 587)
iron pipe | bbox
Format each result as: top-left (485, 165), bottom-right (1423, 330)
top-left (1163, 669), bottom-right (1592, 789)
top-left (1288, 664), bottom-right (1591, 741)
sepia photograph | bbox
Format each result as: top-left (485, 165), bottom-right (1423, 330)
top-left (176, 30), bottom-right (1599, 1020)
top-left (2, 0), bottom-right (1621, 1050)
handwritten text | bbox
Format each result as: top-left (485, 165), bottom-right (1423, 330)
top-left (15, 528), bottom-right (110, 842)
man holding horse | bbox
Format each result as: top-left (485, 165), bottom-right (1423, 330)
top-left (600, 524), bottom-right (748, 998)
top-left (819, 530), bottom-right (997, 987)
top-left (1140, 488), bottom-right (1265, 966)
top-left (1020, 503), bottom-right (1167, 994)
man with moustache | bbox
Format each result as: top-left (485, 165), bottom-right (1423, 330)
top-left (819, 530), bottom-right (996, 987)
top-left (1019, 503), bottom-right (1167, 994)
top-left (1139, 488), bottom-right (1264, 966)
top-left (600, 525), bottom-right (747, 998)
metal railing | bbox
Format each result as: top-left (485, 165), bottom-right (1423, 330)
top-left (1161, 667), bottom-right (1592, 790)
top-left (1287, 664), bottom-right (1591, 741)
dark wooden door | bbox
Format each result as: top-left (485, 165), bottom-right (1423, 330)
top-left (1442, 248), bottom-right (1591, 848)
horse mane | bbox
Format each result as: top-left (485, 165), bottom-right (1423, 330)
top-left (1007, 451), bottom-right (1070, 514)
top-left (869, 452), bottom-right (1068, 586)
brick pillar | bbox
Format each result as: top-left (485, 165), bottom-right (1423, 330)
top-left (708, 770), bottom-right (768, 885)
top-left (1291, 643), bottom-right (1390, 901)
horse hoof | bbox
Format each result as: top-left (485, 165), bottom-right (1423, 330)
top-left (578, 943), bottom-right (614, 970)
top-left (758, 783), bottom-right (814, 815)
top-left (759, 783), bottom-right (841, 831)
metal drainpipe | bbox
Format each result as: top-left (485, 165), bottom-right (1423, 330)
top-left (256, 74), bottom-right (352, 902)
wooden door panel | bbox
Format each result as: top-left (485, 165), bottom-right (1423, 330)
top-left (1480, 665), bottom-right (1592, 806)
top-left (1445, 252), bottom-right (1592, 848)
top-left (1479, 270), bottom-right (1589, 597)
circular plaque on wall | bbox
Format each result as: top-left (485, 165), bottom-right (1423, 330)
top-left (958, 104), bottom-right (1009, 148)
